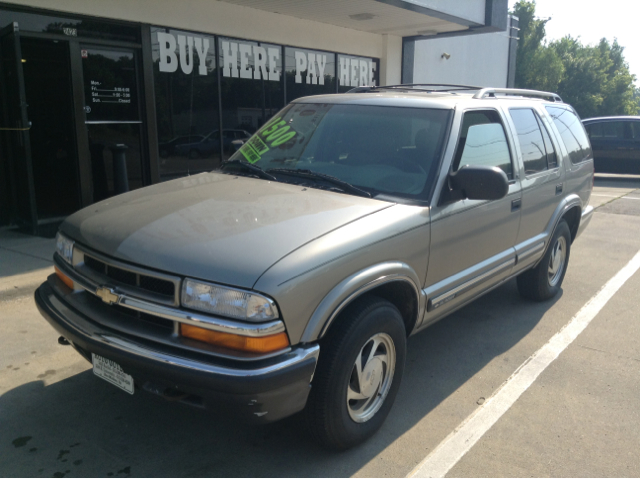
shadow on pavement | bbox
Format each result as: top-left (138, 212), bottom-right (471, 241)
top-left (0, 279), bottom-right (561, 477)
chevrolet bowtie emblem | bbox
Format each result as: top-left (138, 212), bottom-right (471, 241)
top-left (96, 287), bottom-right (120, 305)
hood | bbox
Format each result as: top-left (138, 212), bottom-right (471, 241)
top-left (62, 172), bottom-right (392, 288)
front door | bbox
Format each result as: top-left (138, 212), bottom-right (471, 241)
top-left (80, 45), bottom-right (144, 201)
top-left (422, 109), bottom-right (522, 327)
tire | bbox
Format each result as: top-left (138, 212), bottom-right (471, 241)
top-left (517, 220), bottom-right (571, 301)
top-left (189, 149), bottom-right (201, 159)
top-left (305, 295), bottom-right (406, 450)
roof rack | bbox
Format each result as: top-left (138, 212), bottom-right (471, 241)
top-left (473, 88), bottom-right (563, 102)
top-left (346, 83), bottom-right (483, 94)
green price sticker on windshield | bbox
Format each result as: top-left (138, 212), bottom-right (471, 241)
top-left (240, 116), bottom-right (297, 163)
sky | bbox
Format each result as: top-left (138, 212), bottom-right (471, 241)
top-left (507, 0), bottom-right (640, 81)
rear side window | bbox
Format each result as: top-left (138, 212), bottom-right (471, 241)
top-left (629, 122), bottom-right (640, 139)
top-left (509, 108), bottom-right (547, 175)
top-left (453, 110), bottom-right (513, 179)
top-left (546, 106), bottom-right (591, 164)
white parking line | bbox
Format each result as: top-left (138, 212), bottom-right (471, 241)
top-left (591, 194), bottom-right (640, 200)
top-left (408, 249), bottom-right (640, 478)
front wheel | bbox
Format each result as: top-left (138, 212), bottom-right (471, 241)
top-left (305, 296), bottom-right (406, 450)
top-left (517, 220), bottom-right (571, 301)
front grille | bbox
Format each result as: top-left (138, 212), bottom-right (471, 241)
top-left (111, 303), bottom-right (174, 330)
top-left (83, 255), bottom-right (176, 299)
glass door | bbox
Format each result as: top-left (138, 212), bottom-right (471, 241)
top-left (80, 45), bottom-right (144, 201)
top-left (0, 22), bottom-right (37, 233)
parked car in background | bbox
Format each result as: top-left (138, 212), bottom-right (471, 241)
top-left (37, 86), bottom-right (593, 450)
top-left (174, 129), bottom-right (252, 158)
top-left (158, 134), bottom-right (205, 158)
top-left (582, 116), bottom-right (640, 174)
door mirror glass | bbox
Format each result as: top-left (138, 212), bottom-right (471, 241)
top-left (449, 165), bottom-right (509, 201)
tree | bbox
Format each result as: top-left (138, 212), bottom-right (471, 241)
top-left (512, 1), bottom-right (564, 93)
top-left (511, 1), bottom-right (638, 117)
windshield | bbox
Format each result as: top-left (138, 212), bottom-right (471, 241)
top-left (225, 103), bottom-right (452, 201)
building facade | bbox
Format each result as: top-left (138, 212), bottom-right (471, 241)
top-left (0, 0), bottom-right (507, 235)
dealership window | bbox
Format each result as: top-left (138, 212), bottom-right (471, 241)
top-left (337, 54), bottom-right (379, 92)
top-left (151, 26), bottom-right (219, 180)
top-left (0, 9), bottom-right (140, 42)
top-left (219, 37), bottom-right (284, 160)
top-left (285, 47), bottom-right (336, 102)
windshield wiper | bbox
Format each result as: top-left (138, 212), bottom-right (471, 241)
top-left (266, 168), bottom-right (372, 198)
top-left (220, 160), bottom-right (277, 181)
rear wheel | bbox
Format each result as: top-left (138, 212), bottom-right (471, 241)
top-left (517, 220), bottom-right (571, 301)
top-left (305, 296), bottom-right (406, 450)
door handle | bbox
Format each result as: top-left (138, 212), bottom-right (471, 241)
top-left (556, 183), bottom-right (563, 195)
top-left (511, 198), bottom-right (521, 212)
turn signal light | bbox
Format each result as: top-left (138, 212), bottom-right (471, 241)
top-left (54, 266), bottom-right (74, 289)
top-left (179, 324), bottom-right (289, 354)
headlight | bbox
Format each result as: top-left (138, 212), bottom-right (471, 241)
top-left (55, 232), bottom-right (74, 264)
top-left (181, 279), bottom-right (279, 322)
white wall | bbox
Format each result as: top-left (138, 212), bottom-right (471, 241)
top-left (413, 28), bottom-right (510, 88)
top-left (5, 0), bottom-right (403, 84)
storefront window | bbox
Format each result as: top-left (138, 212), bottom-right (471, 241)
top-left (285, 47), bottom-right (336, 102)
top-left (219, 37), bottom-right (284, 160)
top-left (0, 9), bottom-right (140, 42)
top-left (337, 54), bottom-right (379, 92)
top-left (151, 27), bottom-right (219, 180)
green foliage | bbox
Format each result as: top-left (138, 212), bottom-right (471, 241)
top-left (511, 1), bottom-right (638, 117)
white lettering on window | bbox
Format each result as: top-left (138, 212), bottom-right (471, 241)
top-left (222, 41), bottom-right (239, 78)
top-left (194, 37), bottom-right (210, 75)
top-left (317, 54), bottom-right (327, 85)
top-left (177, 35), bottom-right (194, 75)
top-left (158, 32), bottom-right (178, 73)
top-left (350, 59), bottom-right (358, 87)
top-left (370, 61), bottom-right (377, 86)
top-left (307, 53), bottom-right (317, 85)
top-left (294, 51), bottom-right (307, 84)
top-left (359, 60), bottom-right (368, 86)
top-left (268, 47), bottom-right (280, 81)
top-left (253, 45), bottom-right (267, 80)
top-left (339, 56), bottom-right (350, 86)
top-left (239, 43), bottom-right (253, 79)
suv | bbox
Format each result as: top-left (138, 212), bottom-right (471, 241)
top-left (582, 116), bottom-right (640, 174)
top-left (36, 86), bottom-right (594, 450)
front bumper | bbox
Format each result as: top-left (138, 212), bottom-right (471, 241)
top-left (35, 280), bottom-right (319, 423)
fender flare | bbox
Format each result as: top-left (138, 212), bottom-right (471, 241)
top-left (532, 193), bottom-right (583, 268)
top-left (299, 261), bottom-right (425, 343)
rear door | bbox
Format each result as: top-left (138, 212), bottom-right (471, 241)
top-left (505, 106), bottom-right (565, 272)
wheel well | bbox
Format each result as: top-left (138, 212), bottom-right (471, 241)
top-left (327, 281), bottom-right (419, 338)
top-left (563, 206), bottom-right (581, 243)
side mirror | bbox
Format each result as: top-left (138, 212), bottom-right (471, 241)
top-left (449, 165), bottom-right (509, 201)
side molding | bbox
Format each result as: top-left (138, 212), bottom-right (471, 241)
top-left (299, 262), bottom-right (424, 343)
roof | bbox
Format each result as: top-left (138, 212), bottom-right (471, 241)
top-left (216, 0), bottom-right (500, 38)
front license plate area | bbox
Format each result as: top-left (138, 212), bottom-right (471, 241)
top-left (92, 353), bottom-right (134, 395)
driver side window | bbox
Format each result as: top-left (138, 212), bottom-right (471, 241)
top-left (453, 110), bottom-right (513, 180)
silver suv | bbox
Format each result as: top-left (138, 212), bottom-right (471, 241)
top-left (36, 86), bottom-right (594, 450)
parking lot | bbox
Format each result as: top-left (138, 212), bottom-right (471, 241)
top-left (1, 174), bottom-right (639, 477)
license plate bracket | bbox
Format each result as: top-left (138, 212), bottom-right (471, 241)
top-left (92, 353), bottom-right (134, 395)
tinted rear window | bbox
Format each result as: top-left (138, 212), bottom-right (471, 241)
top-left (546, 106), bottom-right (591, 164)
